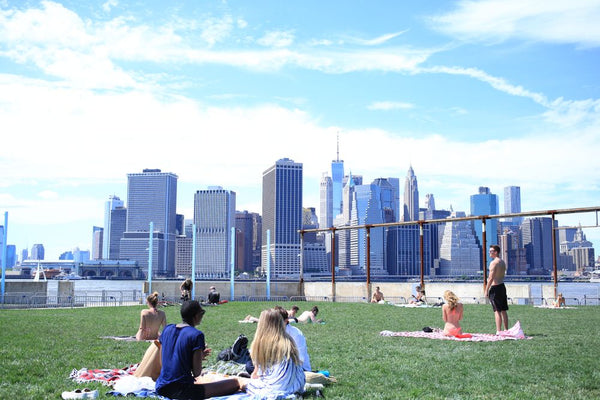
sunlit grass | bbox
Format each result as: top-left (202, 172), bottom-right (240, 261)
top-left (1, 302), bottom-right (599, 399)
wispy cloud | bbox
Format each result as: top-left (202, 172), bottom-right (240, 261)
top-left (430, 0), bottom-right (600, 48)
top-left (257, 30), bottom-right (294, 48)
top-left (368, 101), bottom-right (414, 111)
top-left (347, 31), bottom-right (408, 46)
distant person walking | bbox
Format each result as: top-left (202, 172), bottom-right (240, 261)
top-left (486, 245), bottom-right (509, 333)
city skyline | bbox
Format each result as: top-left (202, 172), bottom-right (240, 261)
top-left (1, 1), bottom-right (599, 259)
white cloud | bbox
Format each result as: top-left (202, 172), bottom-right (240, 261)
top-left (368, 101), bottom-right (414, 111)
top-left (430, 0), bottom-right (600, 47)
top-left (347, 31), bottom-right (408, 46)
top-left (257, 30), bottom-right (295, 48)
top-left (102, 0), bottom-right (118, 13)
top-left (200, 15), bottom-right (234, 47)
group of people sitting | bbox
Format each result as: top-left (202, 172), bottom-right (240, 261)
top-left (134, 295), bottom-right (311, 399)
top-left (243, 305), bottom-right (322, 324)
top-left (370, 285), bottom-right (427, 304)
top-left (180, 279), bottom-right (221, 305)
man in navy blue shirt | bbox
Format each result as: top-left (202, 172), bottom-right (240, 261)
top-left (156, 300), bottom-right (240, 399)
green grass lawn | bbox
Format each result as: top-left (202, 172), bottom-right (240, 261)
top-left (1, 302), bottom-right (599, 399)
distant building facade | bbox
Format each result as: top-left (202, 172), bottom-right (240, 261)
top-left (194, 187), bottom-right (236, 279)
top-left (120, 169), bottom-right (178, 278)
top-left (262, 158), bottom-right (303, 277)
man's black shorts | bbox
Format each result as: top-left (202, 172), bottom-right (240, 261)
top-left (489, 283), bottom-right (509, 311)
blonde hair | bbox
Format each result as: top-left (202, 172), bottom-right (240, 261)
top-left (147, 291), bottom-right (159, 308)
top-left (250, 309), bottom-right (300, 370)
top-left (444, 290), bottom-right (459, 310)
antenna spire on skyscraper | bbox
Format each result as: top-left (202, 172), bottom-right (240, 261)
top-left (336, 131), bottom-right (340, 162)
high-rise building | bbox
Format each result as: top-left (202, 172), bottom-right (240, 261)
top-left (31, 244), bottom-right (45, 260)
top-left (437, 211), bottom-right (481, 276)
top-left (319, 173), bottom-right (333, 229)
top-left (521, 217), bottom-right (557, 274)
top-left (470, 187), bottom-right (499, 264)
top-left (120, 169), bottom-right (178, 277)
top-left (194, 186), bottom-right (236, 278)
top-left (262, 158), bottom-right (303, 277)
top-left (175, 235), bottom-right (193, 277)
top-left (331, 137), bottom-right (344, 221)
top-left (194, 187), bottom-right (236, 279)
top-left (103, 195), bottom-right (124, 259)
top-left (92, 226), bottom-right (103, 260)
top-left (504, 186), bottom-right (522, 225)
top-left (402, 165), bottom-right (419, 222)
top-left (235, 211), bottom-right (258, 273)
top-left (6, 244), bottom-right (16, 268)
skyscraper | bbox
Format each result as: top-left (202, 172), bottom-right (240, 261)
top-left (331, 137), bottom-right (344, 221)
top-left (438, 211), bottom-right (481, 276)
top-left (319, 173), bottom-right (333, 229)
top-left (103, 195), bottom-right (124, 259)
top-left (92, 226), bottom-right (103, 260)
top-left (402, 165), bottom-right (419, 222)
top-left (235, 211), bottom-right (258, 273)
top-left (31, 244), bottom-right (44, 260)
top-left (470, 187), bottom-right (499, 261)
top-left (194, 187), bottom-right (236, 278)
top-left (262, 158), bottom-right (303, 277)
top-left (504, 186), bottom-right (522, 225)
top-left (120, 169), bottom-right (178, 277)
top-left (521, 217), bottom-right (556, 274)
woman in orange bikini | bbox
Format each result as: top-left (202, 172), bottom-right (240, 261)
top-left (442, 290), bottom-right (472, 339)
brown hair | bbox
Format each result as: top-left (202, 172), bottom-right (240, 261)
top-left (147, 291), bottom-right (159, 308)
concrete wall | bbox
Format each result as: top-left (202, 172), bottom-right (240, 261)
top-left (141, 280), bottom-right (531, 304)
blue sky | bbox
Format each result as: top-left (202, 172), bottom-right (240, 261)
top-left (1, 0), bottom-right (599, 260)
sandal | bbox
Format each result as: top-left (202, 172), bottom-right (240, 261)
top-left (61, 388), bottom-right (98, 399)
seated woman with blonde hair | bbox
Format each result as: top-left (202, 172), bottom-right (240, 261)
top-left (442, 290), bottom-right (472, 339)
top-left (136, 292), bottom-right (167, 341)
top-left (243, 308), bottom-right (306, 398)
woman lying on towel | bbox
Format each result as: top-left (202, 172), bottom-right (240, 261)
top-left (442, 290), bottom-right (472, 339)
top-left (242, 308), bottom-right (306, 398)
top-left (136, 292), bottom-right (167, 341)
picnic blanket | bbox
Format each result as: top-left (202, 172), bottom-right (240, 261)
top-left (69, 364), bottom-right (138, 385)
top-left (380, 321), bottom-right (530, 342)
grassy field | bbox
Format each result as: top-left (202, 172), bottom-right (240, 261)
top-left (1, 301), bottom-right (599, 399)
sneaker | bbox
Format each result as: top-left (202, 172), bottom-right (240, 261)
top-left (61, 388), bottom-right (98, 399)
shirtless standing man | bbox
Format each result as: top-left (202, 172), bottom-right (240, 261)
top-left (486, 244), bottom-right (509, 333)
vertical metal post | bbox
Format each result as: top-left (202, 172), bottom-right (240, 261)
top-left (481, 218), bottom-right (487, 291)
top-left (299, 231), bottom-right (304, 283)
top-left (366, 226), bottom-right (371, 299)
top-left (230, 226), bottom-right (235, 301)
top-left (331, 228), bottom-right (336, 301)
top-left (266, 229), bottom-right (271, 300)
top-left (419, 222), bottom-right (424, 290)
top-left (191, 223), bottom-right (196, 299)
top-left (148, 221), bottom-right (153, 294)
top-left (551, 213), bottom-right (557, 299)
top-left (1, 212), bottom-right (7, 303)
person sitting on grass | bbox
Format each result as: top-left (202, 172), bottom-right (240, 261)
top-left (242, 308), bottom-right (306, 398)
top-left (155, 300), bottom-right (241, 399)
top-left (295, 306), bottom-right (322, 323)
top-left (552, 293), bottom-right (566, 307)
top-left (442, 290), bottom-right (472, 339)
top-left (409, 285), bottom-right (426, 304)
top-left (287, 305), bottom-right (300, 322)
top-left (136, 291), bottom-right (167, 341)
top-left (371, 286), bottom-right (385, 303)
top-left (180, 278), bottom-right (192, 302)
top-left (207, 286), bottom-right (220, 304)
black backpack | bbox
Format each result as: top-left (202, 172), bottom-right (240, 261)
top-left (217, 334), bottom-right (250, 364)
